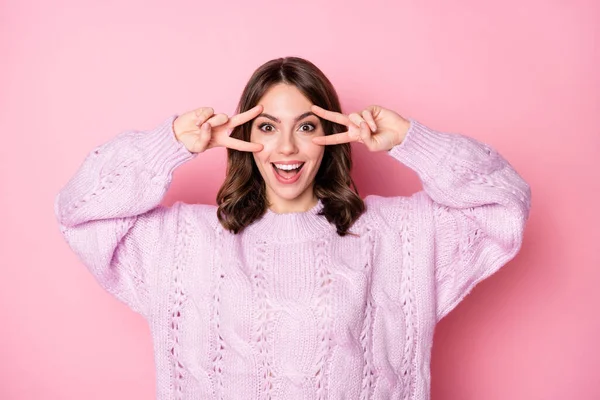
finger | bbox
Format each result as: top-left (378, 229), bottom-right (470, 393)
top-left (312, 132), bottom-right (354, 145)
top-left (205, 113), bottom-right (228, 127)
top-left (194, 107), bottom-right (215, 125)
top-left (362, 110), bottom-right (377, 132)
top-left (358, 121), bottom-right (375, 148)
top-left (311, 105), bottom-right (350, 126)
top-left (197, 122), bottom-right (213, 149)
top-left (346, 113), bottom-right (368, 141)
top-left (228, 105), bottom-right (264, 128)
top-left (348, 112), bottom-right (365, 130)
top-left (221, 136), bottom-right (264, 152)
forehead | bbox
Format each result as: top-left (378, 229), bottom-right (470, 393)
top-left (257, 84), bottom-right (313, 116)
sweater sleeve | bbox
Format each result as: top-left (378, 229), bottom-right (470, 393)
top-left (371, 119), bottom-right (532, 322)
top-left (53, 114), bottom-right (198, 318)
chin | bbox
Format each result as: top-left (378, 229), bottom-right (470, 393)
top-left (257, 159), bottom-right (322, 207)
top-left (269, 186), bottom-right (311, 202)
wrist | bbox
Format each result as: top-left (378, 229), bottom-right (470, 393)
top-left (172, 116), bottom-right (182, 142)
top-left (390, 118), bottom-right (411, 149)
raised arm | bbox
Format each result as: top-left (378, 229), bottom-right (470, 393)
top-left (54, 105), bottom-right (265, 318)
top-left (54, 114), bottom-right (198, 317)
top-left (311, 104), bottom-right (531, 322)
top-left (382, 119), bottom-right (531, 321)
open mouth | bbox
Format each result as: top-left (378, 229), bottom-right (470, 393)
top-left (271, 162), bottom-right (305, 180)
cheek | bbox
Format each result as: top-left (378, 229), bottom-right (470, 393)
top-left (299, 139), bottom-right (325, 161)
top-left (251, 132), bottom-right (269, 163)
top-left (252, 131), bottom-right (277, 151)
top-left (252, 152), bottom-right (269, 170)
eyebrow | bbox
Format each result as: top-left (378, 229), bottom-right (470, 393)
top-left (256, 111), bottom-right (317, 124)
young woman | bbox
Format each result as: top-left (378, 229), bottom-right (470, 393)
top-left (54, 57), bottom-right (531, 400)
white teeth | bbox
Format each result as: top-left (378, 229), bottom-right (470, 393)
top-left (274, 163), bottom-right (303, 170)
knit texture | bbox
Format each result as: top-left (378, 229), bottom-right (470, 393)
top-left (54, 115), bottom-right (531, 400)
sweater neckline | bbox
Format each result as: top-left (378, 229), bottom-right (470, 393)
top-left (246, 199), bottom-right (334, 240)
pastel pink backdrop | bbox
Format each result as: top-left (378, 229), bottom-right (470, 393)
top-left (1, 0), bottom-right (598, 398)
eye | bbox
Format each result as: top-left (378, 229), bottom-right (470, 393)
top-left (258, 123), bottom-right (275, 132)
top-left (299, 123), bottom-right (316, 133)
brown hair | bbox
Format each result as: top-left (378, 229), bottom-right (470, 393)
top-left (216, 56), bottom-right (365, 236)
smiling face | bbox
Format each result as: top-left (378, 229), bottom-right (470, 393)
top-left (250, 83), bottom-right (326, 213)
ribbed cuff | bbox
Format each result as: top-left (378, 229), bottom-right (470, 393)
top-left (387, 119), bottom-right (456, 179)
top-left (140, 114), bottom-right (198, 177)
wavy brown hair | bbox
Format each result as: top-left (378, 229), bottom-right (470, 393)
top-left (216, 56), bottom-right (365, 236)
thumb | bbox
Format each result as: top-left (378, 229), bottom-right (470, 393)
top-left (194, 107), bottom-right (215, 126)
top-left (198, 122), bottom-right (212, 149)
top-left (365, 105), bottom-right (384, 120)
top-left (358, 121), bottom-right (376, 148)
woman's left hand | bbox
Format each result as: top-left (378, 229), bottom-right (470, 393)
top-left (311, 105), bottom-right (411, 152)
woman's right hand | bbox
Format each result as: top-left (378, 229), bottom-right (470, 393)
top-left (173, 105), bottom-right (264, 153)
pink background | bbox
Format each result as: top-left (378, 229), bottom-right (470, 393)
top-left (1, 0), bottom-right (598, 398)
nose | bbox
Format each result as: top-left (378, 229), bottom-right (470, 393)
top-left (276, 131), bottom-right (299, 156)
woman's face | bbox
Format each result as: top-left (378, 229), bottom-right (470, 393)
top-left (250, 83), bottom-right (326, 213)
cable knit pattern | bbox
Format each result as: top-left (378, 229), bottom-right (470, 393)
top-left (210, 226), bottom-right (225, 398)
top-left (313, 237), bottom-right (333, 399)
top-left (170, 206), bottom-right (191, 397)
top-left (358, 226), bottom-right (375, 400)
top-left (54, 114), bottom-right (531, 400)
top-left (253, 238), bottom-right (275, 399)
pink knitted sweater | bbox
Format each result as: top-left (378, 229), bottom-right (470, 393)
top-left (54, 114), bottom-right (531, 400)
